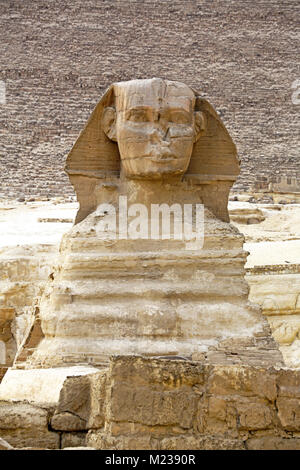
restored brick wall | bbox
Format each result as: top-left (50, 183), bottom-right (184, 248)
top-left (84, 356), bottom-right (300, 450)
top-left (3, 356), bottom-right (300, 449)
top-left (0, 0), bottom-right (299, 200)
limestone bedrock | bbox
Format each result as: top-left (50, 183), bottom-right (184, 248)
top-left (19, 78), bottom-right (282, 367)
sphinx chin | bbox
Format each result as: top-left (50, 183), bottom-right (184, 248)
top-left (121, 154), bottom-right (190, 180)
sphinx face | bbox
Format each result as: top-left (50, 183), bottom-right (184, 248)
top-left (102, 79), bottom-right (204, 179)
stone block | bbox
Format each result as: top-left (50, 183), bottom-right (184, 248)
top-left (51, 412), bottom-right (86, 432)
top-left (277, 369), bottom-right (300, 398)
top-left (88, 371), bottom-right (108, 429)
top-left (63, 447), bottom-right (96, 450)
top-left (87, 431), bottom-right (159, 450)
top-left (52, 370), bottom-right (106, 431)
top-left (55, 375), bottom-right (90, 419)
top-left (207, 365), bottom-right (277, 401)
top-left (0, 402), bottom-right (59, 449)
top-left (246, 437), bottom-right (300, 450)
top-left (110, 356), bottom-right (206, 388)
top-left (277, 397), bottom-right (300, 431)
top-left (160, 435), bottom-right (245, 450)
top-left (236, 399), bottom-right (274, 430)
top-left (205, 397), bottom-right (237, 434)
top-left (110, 382), bottom-right (197, 429)
top-left (61, 432), bottom-right (87, 449)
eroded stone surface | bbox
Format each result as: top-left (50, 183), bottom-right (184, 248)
top-left (248, 266), bottom-right (300, 367)
top-left (81, 356), bottom-right (300, 451)
top-left (20, 78), bottom-right (282, 368)
top-left (0, 436), bottom-right (13, 450)
top-left (2, 356), bottom-right (300, 449)
top-left (229, 202), bottom-right (300, 368)
top-left (0, 402), bottom-right (59, 449)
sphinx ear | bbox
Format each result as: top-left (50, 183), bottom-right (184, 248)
top-left (194, 111), bottom-right (206, 142)
top-left (102, 107), bottom-right (117, 142)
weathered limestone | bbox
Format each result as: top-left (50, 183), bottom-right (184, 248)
top-left (0, 402), bottom-right (60, 449)
top-left (85, 356), bottom-right (300, 450)
top-left (0, 79), bottom-right (287, 450)
top-left (247, 264), bottom-right (300, 368)
top-left (0, 201), bottom-right (77, 371)
top-left (28, 212), bottom-right (281, 367)
top-left (3, 356), bottom-right (300, 450)
top-left (229, 207), bottom-right (265, 225)
top-left (0, 366), bottom-right (99, 449)
top-left (228, 201), bottom-right (300, 367)
top-left (0, 245), bottom-right (59, 369)
top-left (0, 308), bottom-right (15, 368)
top-left (0, 437), bottom-right (13, 450)
top-left (62, 446), bottom-right (96, 450)
top-left (16, 78), bottom-right (282, 368)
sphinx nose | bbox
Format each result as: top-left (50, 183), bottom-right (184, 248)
top-left (150, 123), bottom-right (170, 143)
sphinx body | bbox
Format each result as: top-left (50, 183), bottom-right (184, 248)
top-left (22, 79), bottom-right (282, 368)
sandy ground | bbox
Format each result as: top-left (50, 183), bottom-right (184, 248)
top-left (0, 199), bottom-right (299, 268)
top-left (0, 201), bottom-right (78, 249)
top-left (245, 240), bottom-right (300, 267)
top-left (228, 202), bottom-right (300, 267)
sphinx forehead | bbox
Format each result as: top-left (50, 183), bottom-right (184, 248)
top-left (113, 78), bottom-right (195, 112)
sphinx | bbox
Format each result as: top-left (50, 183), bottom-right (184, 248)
top-left (16, 78), bottom-right (282, 367)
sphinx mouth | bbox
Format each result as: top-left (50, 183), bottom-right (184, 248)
top-left (150, 156), bottom-right (175, 163)
top-left (150, 148), bottom-right (176, 163)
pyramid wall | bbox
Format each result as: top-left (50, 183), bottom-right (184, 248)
top-left (0, 0), bottom-right (299, 200)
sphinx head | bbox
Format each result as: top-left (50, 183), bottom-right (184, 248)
top-left (102, 78), bottom-right (206, 179)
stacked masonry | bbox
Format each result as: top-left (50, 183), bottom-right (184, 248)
top-left (0, 0), bottom-right (299, 200)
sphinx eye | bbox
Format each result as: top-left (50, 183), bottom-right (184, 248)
top-left (169, 111), bottom-right (191, 125)
top-left (126, 109), bottom-right (150, 122)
